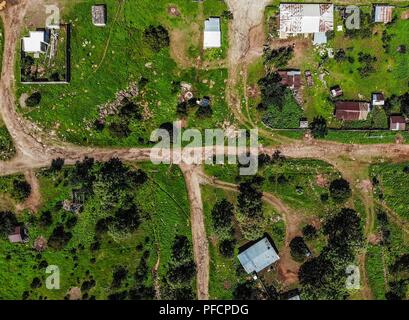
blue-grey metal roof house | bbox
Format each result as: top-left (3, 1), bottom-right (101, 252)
top-left (237, 237), bottom-right (280, 274)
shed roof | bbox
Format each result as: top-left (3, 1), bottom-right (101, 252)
top-left (279, 3), bottom-right (334, 35)
top-left (22, 31), bottom-right (47, 53)
top-left (92, 5), bottom-right (107, 26)
top-left (204, 17), bottom-right (221, 48)
top-left (335, 101), bottom-right (371, 121)
top-left (374, 6), bottom-right (393, 23)
top-left (237, 237), bottom-right (280, 274)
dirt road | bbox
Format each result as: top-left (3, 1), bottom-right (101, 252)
top-left (179, 164), bottom-right (209, 300)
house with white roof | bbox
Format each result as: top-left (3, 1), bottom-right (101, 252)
top-left (22, 31), bottom-right (49, 55)
top-left (237, 237), bottom-right (280, 274)
top-left (204, 17), bottom-right (221, 49)
top-left (279, 3), bottom-right (334, 43)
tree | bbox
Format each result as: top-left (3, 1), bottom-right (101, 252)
top-left (0, 211), bottom-right (18, 238)
top-left (48, 225), bottom-right (72, 249)
top-left (143, 25), bottom-right (170, 52)
top-left (39, 211), bottom-right (53, 227)
top-left (112, 266), bottom-right (128, 288)
top-left (171, 235), bottom-right (192, 262)
top-left (329, 178), bottom-right (352, 202)
top-left (11, 178), bottom-right (31, 201)
top-left (26, 92), bottom-right (42, 107)
top-left (219, 239), bottom-right (236, 258)
top-left (264, 46), bottom-right (294, 68)
top-left (258, 72), bottom-right (287, 110)
top-left (302, 224), bottom-right (317, 240)
top-left (290, 236), bottom-right (310, 262)
top-left (211, 199), bottom-right (234, 235)
top-left (310, 116), bottom-right (328, 138)
top-left (51, 158), bottom-right (65, 171)
top-left (323, 208), bottom-right (363, 249)
top-left (237, 176), bottom-right (265, 240)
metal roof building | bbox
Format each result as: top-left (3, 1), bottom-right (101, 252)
top-left (22, 31), bottom-right (48, 54)
top-left (374, 5), bottom-right (393, 23)
top-left (204, 17), bottom-right (221, 49)
top-left (237, 237), bottom-right (280, 274)
top-left (279, 3), bottom-right (334, 39)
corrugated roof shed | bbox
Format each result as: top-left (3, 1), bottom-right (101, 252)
top-left (390, 115), bottom-right (406, 131)
top-left (204, 17), bottom-right (221, 48)
top-left (237, 237), bottom-right (280, 274)
top-left (92, 5), bottom-right (107, 26)
top-left (335, 101), bottom-right (371, 121)
top-left (374, 6), bottom-right (393, 23)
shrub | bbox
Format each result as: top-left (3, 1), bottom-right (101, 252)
top-left (329, 178), bottom-right (351, 202)
top-left (11, 178), bottom-right (31, 201)
top-left (143, 25), bottom-right (170, 52)
top-left (26, 92), bottom-right (42, 107)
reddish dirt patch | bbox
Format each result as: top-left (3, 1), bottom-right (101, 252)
top-left (168, 6), bottom-right (180, 17)
top-left (247, 84), bottom-right (260, 98)
top-left (276, 249), bottom-right (300, 285)
top-left (358, 179), bottom-right (373, 194)
top-left (401, 10), bottom-right (409, 20)
top-left (67, 287), bottom-right (81, 300)
top-left (368, 233), bottom-right (382, 245)
top-left (316, 174), bottom-right (329, 188)
top-left (33, 236), bottom-right (47, 252)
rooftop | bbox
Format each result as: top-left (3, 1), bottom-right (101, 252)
top-left (204, 17), bottom-right (221, 48)
top-left (22, 31), bottom-right (48, 53)
top-left (335, 101), bottom-right (371, 121)
top-left (237, 237), bottom-right (280, 274)
top-left (279, 3), bottom-right (334, 36)
top-left (374, 5), bottom-right (393, 23)
top-left (92, 5), bottom-right (107, 26)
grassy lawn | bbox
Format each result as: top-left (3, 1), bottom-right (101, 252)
top-left (202, 185), bottom-right (285, 299)
top-left (205, 159), bottom-right (342, 215)
top-left (371, 162), bottom-right (409, 221)
top-left (16, 0), bottom-right (232, 147)
top-left (0, 162), bottom-right (192, 300)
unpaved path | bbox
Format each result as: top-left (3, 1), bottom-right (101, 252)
top-left (179, 164), bottom-right (209, 300)
top-left (16, 170), bottom-right (41, 213)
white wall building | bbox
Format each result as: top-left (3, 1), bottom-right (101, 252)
top-left (203, 17), bottom-right (221, 49)
top-left (22, 31), bottom-right (48, 54)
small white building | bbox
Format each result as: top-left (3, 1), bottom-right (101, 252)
top-left (372, 93), bottom-right (385, 106)
top-left (22, 31), bottom-right (48, 54)
top-left (204, 17), bottom-right (221, 49)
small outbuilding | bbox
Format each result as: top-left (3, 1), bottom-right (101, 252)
top-left (299, 118), bottom-right (309, 129)
top-left (390, 115), bottom-right (406, 131)
top-left (92, 5), bottom-right (107, 27)
top-left (372, 93), bottom-right (385, 106)
top-left (330, 85), bottom-right (343, 98)
top-left (374, 5), bottom-right (393, 24)
top-left (237, 237), bottom-right (280, 274)
top-left (22, 31), bottom-right (49, 54)
top-left (204, 17), bottom-right (221, 49)
top-left (278, 70), bottom-right (302, 91)
top-left (8, 226), bottom-right (29, 244)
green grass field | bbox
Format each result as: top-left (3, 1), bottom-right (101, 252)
top-left (0, 162), bottom-right (192, 300)
top-left (205, 159), bottom-right (342, 215)
top-left (16, 0), bottom-right (232, 147)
